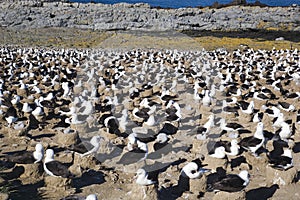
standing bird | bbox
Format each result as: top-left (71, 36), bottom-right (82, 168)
top-left (207, 170), bottom-right (250, 192)
top-left (275, 122), bottom-right (293, 142)
top-left (197, 114), bottom-right (215, 135)
top-left (104, 115), bottom-right (122, 136)
top-left (239, 122), bottom-right (265, 156)
top-left (202, 90), bottom-right (212, 106)
top-left (43, 149), bottom-right (73, 178)
top-left (272, 113), bottom-right (285, 128)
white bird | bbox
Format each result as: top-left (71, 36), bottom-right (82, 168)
top-left (225, 139), bottom-right (240, 156)
top-left (44, 92), bottom-right (54, 101)
top-left (66, 114), bottom-right (85, 125)
top-left (69, 135), bottom-right (104, 157)
top-left (241, 101), bottom-right (254, 114)
top-left (2, 143), bottom-right (44, 164)
top-left (62, 82), bottom-right (71, 97)
top-left (43, 149), bottom-right (72, 178)
top-left (272, 113), bottom-right (285, 127)
top-left (276, 122), bottom-right (292, 141)
top-left (181, 160), bottom-right (210, 179)
top-left (209, 146), bottom-right (226, 159)
top-left (22, 102), bottom-right (33, 113)
top-left (11, 95), bottom-right (21, 105)
top-left (202, 90), bottom-right (212, 106)
top-left (203, 114), bottom-right (215, 130)
top-left (33, 143), bottom-right (44, 163)
top-left (4, 107), bottom-right (18, 127)
top-left (239, 122), bottom-right (265, 155)
top-left (207, 170), bottom-right (250, 192)
top-left (32, 106), bottom-right (44, 116)
top-left (135, 168), bottom-right (158, 186)
top-left (118, 109), bottom-right (128, 132)
top-left (61, 194), bottom-right (98, 200)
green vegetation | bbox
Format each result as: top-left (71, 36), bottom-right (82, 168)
top-left (0, 27), bottom-right (299, 51)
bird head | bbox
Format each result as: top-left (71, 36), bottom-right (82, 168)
top-left (86, 194), bottom-right (98, 200)
top-left (239, 170), bottom-right (250, 185)
top-left (90, 135), bottom-right (103, 146)
top-left (35, 143), bottom-right (44, 152)
top-left (156, 133), bottom-right (168, 143)
top-left (45, 149), bottom-right (54, 162)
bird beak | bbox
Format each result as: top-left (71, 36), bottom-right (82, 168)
top-left (200, 168), bottom-right (211, 173)
top-left (133, 174), bottom-right (138, 181)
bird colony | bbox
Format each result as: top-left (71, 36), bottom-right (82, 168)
top-left (0, 46), bottom-right (300, 199)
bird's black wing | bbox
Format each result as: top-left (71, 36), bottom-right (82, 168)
top-left (46, 161), bottom-right (71, 178)
top-left (227, 123), bottom-right (244, 129)
top-left (60, 195), bottom-right (85, 200)
top-left (269, 156), bottom-right (292, 166)
top-left (237, 129), bottom-right (252, 134)
top-left (146, 169), bottom-right (159, 183)
top-left (153, 141), bottom-right (168, 152)
top-left (206, 167), bottom-right (227, 187)
top-left (239, 136), bottom-right (262, 148)
top-left (159, 123), bottom-right (178, 135)
top-left (207, 141), bottom-right (223, 155)
top-left (135, 133), bottom-right (156, 143)
top-left (213, 175), bottom-right (245, 192)
top-left (68, 140), bottom-right (93, 154)
top-left (3, 151), bottom-right (35, 164)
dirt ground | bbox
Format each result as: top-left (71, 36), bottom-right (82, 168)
top-left (0, 27), bottom-right (299, 51)
top-left (0, 27), bottom-right (300, 200)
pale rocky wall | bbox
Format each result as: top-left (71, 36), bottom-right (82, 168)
top-left (0, 1), bottom-right (299, 31)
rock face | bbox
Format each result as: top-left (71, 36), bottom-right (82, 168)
top-left (0, 1), bottom-right (299, 31)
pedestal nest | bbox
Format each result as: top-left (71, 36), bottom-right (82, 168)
top-left (266, 165), bottom-right (298, 186)
top-left (213, 191), bottom-right (246, 200)
top-left (128, 184), bottom-right (158, 200)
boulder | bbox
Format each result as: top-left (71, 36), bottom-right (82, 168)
top-left (0, 193), bottom-right (9, 200)
top-left (0, 177), bottom-right (7, 187)
top-left (266, 165), bottom-right (298, 186)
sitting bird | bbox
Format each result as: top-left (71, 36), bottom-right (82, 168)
top-left (207, 170), bottom-right (250, 192)
top-left (43, 149), bottom-right (73, 178)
